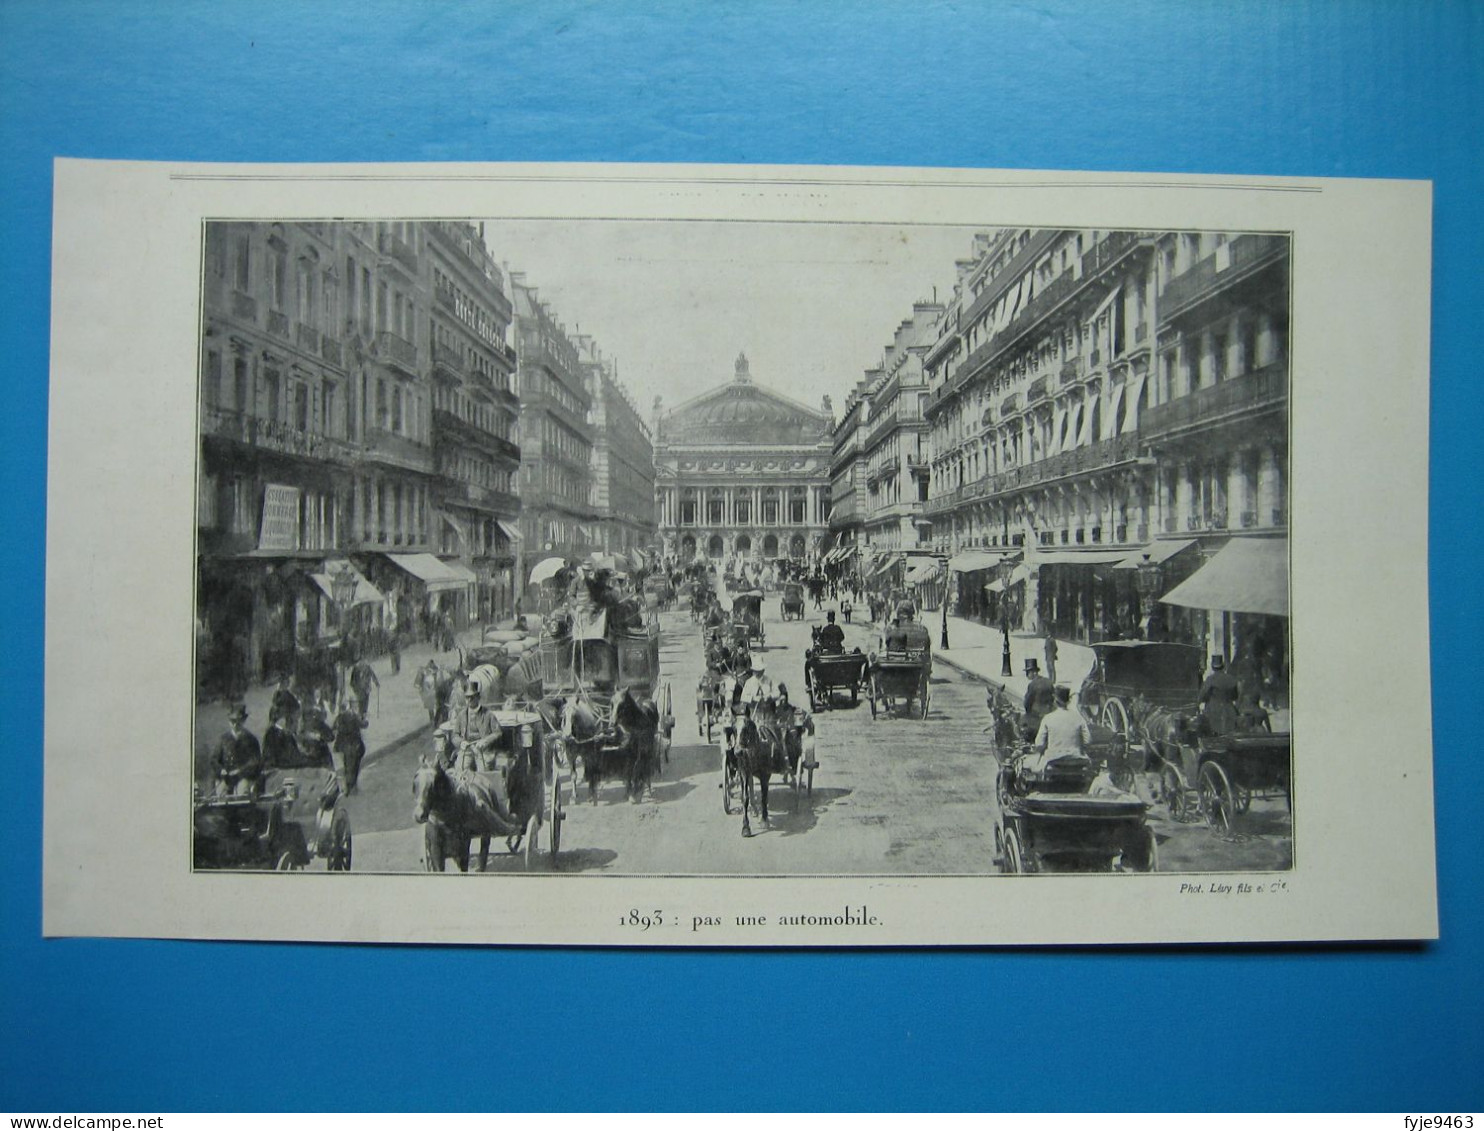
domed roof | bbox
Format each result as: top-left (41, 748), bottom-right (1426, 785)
top-left (658, 355), bottom-right (833, 446)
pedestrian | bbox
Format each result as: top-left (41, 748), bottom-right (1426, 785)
top-left (1043, 630), bottom-right (1059, 684)
top-left (388, 627), bottom-right (402, 676)
top-left (1021, 659), bottom-right (1056, 744)
top-left (349, 657), bottom-right (379, 723)
top-left (213, 704), bottom-right (262, 796)
top-left (268, 677), bottom-right (301, 733)
top-left (332, 697), bottom-right (366, 794)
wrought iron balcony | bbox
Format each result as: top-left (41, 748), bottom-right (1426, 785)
top-left (201, 406), bottom-right (357, 464)
top-left (267, 309), bottom-right (290, 338)
top-left (1059, 358), bottom-right (1083, 386)
top-left (1026, 376), bottom-right (1049, 403)
top-left (363, 426), bottom-right (434, 473)
top-left (1160, 233), bottom-right (1288, 321)
top-left (433, 342), bottom-right (465, 380)
top-left (378, 229), bottom-right (419, 274)
top-left (375, 331), bottom-right (418, 376)
top-left (1140, 360), bottom-right (1288, 438)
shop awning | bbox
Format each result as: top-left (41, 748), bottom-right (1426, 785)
top-left (1030, 550), bottom-right (1130, 566)
top-left (905, 559), bottom-right (942, 585)
top-left (948, 550), bottom-right (1006, 573)
top-left (1113, 539), bottom-right (1197, 570)
top-left (496, 520), bottom-right (523, 543)
top-left (309, 561), bottom-right (385, 608)
top-left (383, 552), bottom-right (472, 593)
top-left (869, 553), bottom-right (901, 578)
top-left (441, 560), bottom-right (478, 584)
top-left (1160, 537), bottom-right (1288, 616)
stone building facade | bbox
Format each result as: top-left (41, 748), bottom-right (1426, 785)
top-left (654, 353), bottom-right (833, 565)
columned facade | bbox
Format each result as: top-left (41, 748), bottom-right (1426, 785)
top-left (654, 353), bottom-right (833, 567)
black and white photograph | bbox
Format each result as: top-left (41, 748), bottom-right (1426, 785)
top-left (43, 161), bottom-right (1434, 945)
top-left (191, 216), bottom-right (1292, 877)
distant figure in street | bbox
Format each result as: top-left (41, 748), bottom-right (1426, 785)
top-left (414, 658), bottom-right (446, 727)
top-left (1021, 659), bottom-right (1057, 744)
top-left (1198, 654), bottom-right (1240, 737)
top-left (388, 628), bottom-right (402, 675)
top-left (213, 704), bottom-right (262, 796)
top-left (268, 677), bottom-right (301, 733)
top-left (332, 698), bottom-right (366, 794)
top-left (1043, 631), bottom-right (1059, 684)
top-left (349, 657), bottom-right (379, 722)
top-left (263, 715), bottom-right (302, 769)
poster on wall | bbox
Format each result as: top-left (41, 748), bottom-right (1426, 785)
top-left (43, 159), bottom-right (1435, 945)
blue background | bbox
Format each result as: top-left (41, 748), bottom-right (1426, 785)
top-left (2, 0), bottom-right (1480, 1112)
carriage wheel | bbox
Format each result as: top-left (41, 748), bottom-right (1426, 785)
top-left (1161, 764), bottom-right (1190, 821)
top-left (325, 808), bottom-right (353, 872)
top-left (1101, 698), bottom-right (1131, 740)
top-left (423, 822), bottom-right (444, 872)
top-left (522, 813), bottom-right (540, 871)
top-left (722, 755), bottom-right (738, 814)
top-left (272, 824), bottom-right (308, 871)
top-left (696, 692), bottom-right (705, 737)
top-left (1233, 782), bottom-right (1253, 814)
top-left (1001, 826), bottom-right (1026, 874)
top-left (548, 775), bottom-right (564, 863)
top-left (1120, 826), bottom-right (1158, 873)
top-left (1199, 761), bottom-right (1236, 835)
top-left (921, 678), bottom-right (932, 720)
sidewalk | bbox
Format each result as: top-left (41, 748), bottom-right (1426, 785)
top-left (192, 631), bottom-right (482, 788)
top-left (929, 615), bottom-right (1096, 703)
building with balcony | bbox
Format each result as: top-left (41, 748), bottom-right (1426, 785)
top-left (859, 300), bottom-right (941, 555)
top-left (196, 221), bottom-right (534, 697)
top-left (826, 382), bottom-right (871, 571)
top-left (654, 353), bottom-right (834, 565)
top-left (920, 227), bottom-right (1289, 655)
top-left (584, 345), bottom-right (657, 561)
top-left (427, 221), bottom-right (522, 620)
top-left (512, 274), bottom-right (599, 576)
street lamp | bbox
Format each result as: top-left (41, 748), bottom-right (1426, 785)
top-left (1134, 552), bottom-right (1162, 638)
top-left (997, 557), bottom-right (1016, 677)
top-left (939, 564), bottom-right (951, 651)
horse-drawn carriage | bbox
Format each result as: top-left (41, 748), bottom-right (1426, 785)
top-left (780, 581), bottom-right (806, 621)
top-left (193, 769), bottom-right (352, 872)
top-left (721, 690), bottom-right (816, 837)
top-left (804, 645), bottom-right (870, 711)
top-left (993, 749), bottom-right (1158, 874)
top-left (415, 702), bottom-right (565, 872)
top-left (1157, 725), bottom-right (1292, 833)
top-left (643, 574), bottom-right (675, 611)
top-left (537, 607), bottom-right (674, 805)
top-left (868, 622), bottom-right (932, 719)
top-left (731, 590), bottom-right (766, 647)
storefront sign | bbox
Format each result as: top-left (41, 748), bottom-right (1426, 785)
top-left (258, 483), bottom-right (301, 552)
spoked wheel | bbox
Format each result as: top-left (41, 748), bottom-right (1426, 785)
top-left (1001, 826), bottom-right (1026, 874)
top-left (1199, 761), bottom-right (1236, 835)
top-left (522, 813), bottom-right (540, 871)
top-left (1161, 764), bottom-right (1191, 821)
top-left (272, 824), bottom-right (308, 871)
top-left (1233, 782), bottom-right (1253, 814)
top-left (722, 754), bottom-right (740, 814)
top-left (1120, 826), bottom-right (1159, 873)
top-left (548, 774), bottom-right (564, 864)
top-left (423, 822), bottom-right (444, 872)
top-left (325, 808), bottom-right (353, 871)
top-left (1101, 697), bottom-right (1131, 741)
top-left (921, 678), bottom-right (932, 720)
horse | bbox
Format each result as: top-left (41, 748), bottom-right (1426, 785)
top-left (732, 691), bottom-right (799, 837)
top-left (557, 687), bottom-right (665, 804)
top-left (412, 757), bottom-right (523, 872)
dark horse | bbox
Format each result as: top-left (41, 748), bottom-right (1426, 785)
top-left (733, 689), bottom-right (803, 837)
top-left (412, 758), bottom-right (524, 872)
top-left (559, 687), bottom-right (666, 804)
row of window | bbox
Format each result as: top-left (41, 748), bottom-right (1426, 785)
top-left (432, 267), bottom-right (507, 350)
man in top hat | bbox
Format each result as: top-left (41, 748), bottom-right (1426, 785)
top-left (817, 609), bottom-right (846, 652)
top-left (213, 703), bottom-right (263, 796)
top-left (1198, 654), bottom-right (1240, 737)
top-left (1021, 658), bottom-right (1057, 743)
top-left (437, 678), bottom-right (505, 773)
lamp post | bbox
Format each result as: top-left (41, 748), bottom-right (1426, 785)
top-left (1135, 552), bottom-right (1162, 638)
top-left (997, 558), bottom-right (1015, 677)
top-left (328, 563), bottom-right (359, 701)
top-left (939, 564), bottom-right (951, 651)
